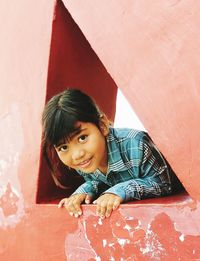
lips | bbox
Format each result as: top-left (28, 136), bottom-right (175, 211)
top-left (76, 157), bottom-right (92, 169)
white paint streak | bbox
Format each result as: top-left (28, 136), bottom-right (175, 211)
top-left (102, 239), bottom-right (107, 247)
top-left (139, 227), bottom-right (166, 259)
top-left (135, 220), bottom-right (142, 230)
top-left (98, 218), bottom-right (103, 225)
top-left (124, 216), bottom-right (134, 220)
top-left (117, 238), bottom-right (130, 247)
top-left (124, 224), bottom-right (132, 231)
top-left (179, 234), bottom-right (185, 242)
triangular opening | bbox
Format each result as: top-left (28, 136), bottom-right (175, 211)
top-left (36, 0), bottom-right (118, 203)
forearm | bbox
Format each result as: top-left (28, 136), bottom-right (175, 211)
top-left (104, 178), bottom-right (172, 202)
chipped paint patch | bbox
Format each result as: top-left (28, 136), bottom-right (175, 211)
top-left (102, 239), bottom-right (107, 247)
top-left (117, 238), bottom-right (130, 247)
top-left (120, 201), bottom-right (200, 236)
top-left (98, 218), bottom-right (103, 225)
top-left (64, 206), bottom-right (200, 260)
top-left (179, 234), bottom-right (185, 242)
top-left (65, 218), bottom-right (101, 261)
top-left (139, 226), bottom-right (166, 259)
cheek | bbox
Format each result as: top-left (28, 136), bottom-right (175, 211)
top-left (57, 152), bottom-right (71, 166)
top-left (93, 137), bottom-right (106, 154)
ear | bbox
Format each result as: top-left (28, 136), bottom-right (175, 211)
top-left (99, 114), bottom-right (110, 136)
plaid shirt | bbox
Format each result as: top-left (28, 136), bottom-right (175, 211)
top-left (72, 127), bottom-right (174, 202)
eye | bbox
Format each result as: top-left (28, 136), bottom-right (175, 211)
top-left (58, 145), bottom-right (68, 152)
top-left (78, 135), bottom-right (88, 143)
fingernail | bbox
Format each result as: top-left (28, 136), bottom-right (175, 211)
top-left (78, 211), bottom-right (82, 215)
top-left (85, 200), bottom-right (89, 204)
top-left (75, 214), bottom-right (79, 218)
top-left (69, 212), bottom-right (73, 216)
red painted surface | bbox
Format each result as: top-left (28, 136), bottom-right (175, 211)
top-left (0, 1), bottom-right (200, 260)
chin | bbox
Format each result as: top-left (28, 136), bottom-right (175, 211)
top-left (79, 166), bottom-right (97, 173)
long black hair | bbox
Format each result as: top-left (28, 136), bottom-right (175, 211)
top-left (42, 88), bottom-right (103, 187)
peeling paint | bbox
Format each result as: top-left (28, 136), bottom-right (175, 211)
top-left (64, 205), bottom-right (200, 260)
top-left (102, 239), bottom-right (107, 247)
top-left (139, 226), bottom-right (166, 259)
top-left (123, 224), bottom-right (132, 232)
top-left (117, 238), bottom-right (130, 247)
top-left (120, 200), bottom-right (200, 236)
top-left (65, 218), bottom-right (101, 261)
top-left (98, 218), bottom-right (103, 225)
top-left (179, 234), bottom-right (185, 242)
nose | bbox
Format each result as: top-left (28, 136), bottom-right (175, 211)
top-left (71, 148), bottom-right (85, 161)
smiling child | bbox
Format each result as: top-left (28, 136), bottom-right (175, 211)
top-left (42, 88), bottom-right (182, 219)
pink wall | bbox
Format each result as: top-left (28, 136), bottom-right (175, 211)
top-left (64, 0), bottom-right (200, 200)
top-left (0, 1), bottom-right (200, 260)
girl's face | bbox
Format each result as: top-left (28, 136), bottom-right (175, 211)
top-left (54, 121), bottom-right (108, 174)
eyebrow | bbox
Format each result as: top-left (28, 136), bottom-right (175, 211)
top-left (55, 128), bottom-right (87, 148)
top-left (70, 128), bottom-right (87, 139)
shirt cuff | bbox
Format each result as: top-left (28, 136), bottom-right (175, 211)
top-left (103, 185), bottom-right (126, 201)
top-left (71, 182), bottom-right (97, 199)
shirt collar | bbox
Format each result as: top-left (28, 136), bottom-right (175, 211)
top-left (106, 127), bottom-right (127, 174)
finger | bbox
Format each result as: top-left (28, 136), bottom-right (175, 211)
top-left (105, 201), bottom-right (113, 218)
top-left (58, 198), bottom-right (68, 208)
top-left (70, 194), bottom-right (88, 216)
top-left (63, 198), bottom-right (76, 216)
top-left (85, 194), bottom-right (92, 204)
top-left (72, 199), bottom-right (83, 217)
top-left (96, 201), bottom-right (107, 219)
top-left (67, 197), bottom-right (83, 217)
top-left (112, 198), bottom-right (121, 210)
top-left (66, 201), bottom-right (80, 217)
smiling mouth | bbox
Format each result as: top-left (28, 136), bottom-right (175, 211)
top-left (76, 157), bottom-right (92, 168)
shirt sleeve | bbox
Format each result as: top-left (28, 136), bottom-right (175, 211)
top-left (102, 177), bottom-right (172, 201)
top-left (103, 134), bottom-right (172, 201)
top-left (72, 175), bottom-right (110, 199)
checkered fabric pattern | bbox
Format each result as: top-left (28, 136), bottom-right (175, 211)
top-left (72, 128), bottom-right (174, 201)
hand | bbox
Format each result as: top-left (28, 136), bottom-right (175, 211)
top-left (93, 193), bottom-right (123, 219)
top-left (58, 194), bottom-right (92, 218)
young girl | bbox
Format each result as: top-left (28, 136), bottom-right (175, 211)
top-left (42, 88), bottom-right (181, 219)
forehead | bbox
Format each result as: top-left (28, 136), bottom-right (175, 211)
top-left (73, 121), bottom-right (99, 136)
